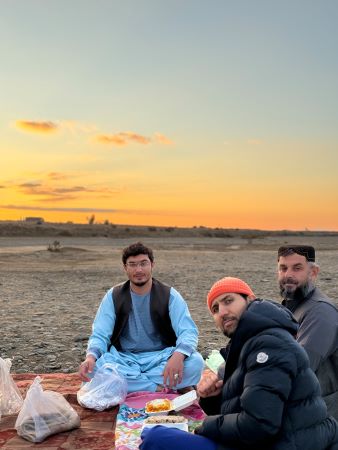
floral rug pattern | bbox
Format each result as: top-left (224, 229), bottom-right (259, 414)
top-left (115, 392), bottom-right (205, 450)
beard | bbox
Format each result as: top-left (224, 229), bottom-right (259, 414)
top-left (221, 317), bottom-right (238, 338)
top-left (132, 280), bottom-right (149, 287)
top-left (279, 278), bottom-right (315, 301)
top-left (130, 272), bottom-right (152, 288)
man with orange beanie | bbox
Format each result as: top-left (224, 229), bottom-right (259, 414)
top-left (140, 276), bottom-right (338, 450)
top-left (198, 277), bottom-right (255, 399)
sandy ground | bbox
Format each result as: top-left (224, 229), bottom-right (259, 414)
top-left (1, 235), bottom-right (337, 374)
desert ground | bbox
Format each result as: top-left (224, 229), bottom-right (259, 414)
top-left (1, 225), bottom-right (337, 374)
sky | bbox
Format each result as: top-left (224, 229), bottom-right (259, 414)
top-left (1, 1), bottom-right (338, 230)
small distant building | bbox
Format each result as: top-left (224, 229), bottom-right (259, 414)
top-left (25, 217), bottom-right (44, 225)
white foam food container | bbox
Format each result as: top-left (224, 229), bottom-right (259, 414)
top-left (171, 389), bottom-right (197, 411)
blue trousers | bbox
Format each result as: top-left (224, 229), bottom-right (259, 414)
top-left (94, 347), bottom-right (204, 392)
top-left (140, 426), bottom-right (217, 450)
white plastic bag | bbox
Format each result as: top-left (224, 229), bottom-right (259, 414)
top-left (15, 376), bottom-right (80, 443)
top-left (0, 357), bottom-right (23, 416)
top-left (77, 363), bottom-right (127, 411)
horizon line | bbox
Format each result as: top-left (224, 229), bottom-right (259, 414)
top-left (0, 219), bottom-right (337, 234)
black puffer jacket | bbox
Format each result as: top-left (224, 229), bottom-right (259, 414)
top-left (198, 300), bottom-right (338, 450)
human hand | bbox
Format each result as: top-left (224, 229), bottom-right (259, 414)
top-left (197, 368), bottom-right (223, 398)
top-left (78, 355), bottom-right (96, 382)
top-left (162, 351), bottom-right (185, 388)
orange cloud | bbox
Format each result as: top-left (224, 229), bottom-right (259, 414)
top-left (121, 132), bottom-right (151, 145)
top-left (154, 133), bottom-right (173, 145)
top-left (95, 134), bottom-right (129, 146)
top-left (94, 131), bottom-right (151, 146)
top-left (15, 180), bottom-right (118, 202)
top-left (16, 120), bottom-right (59, 133)
top-left (94, 131), bottom-right (173, 147)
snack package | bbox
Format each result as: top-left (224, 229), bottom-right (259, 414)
top-left (15, 376), bottom-right (80, 443)
top-left (205, 350), bottom-right (224, 374)
top-left (77, 363), bottom-right (127, 411)
top-left (0, 357), bottom-right (23, 416)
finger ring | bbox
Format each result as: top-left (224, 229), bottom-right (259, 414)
top-left (174, 373), bottom-right (179, 379)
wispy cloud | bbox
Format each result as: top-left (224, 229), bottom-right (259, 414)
top-left (94, 131), bottom-right (151, 146)
top-left (0, 172), bottom-right (119, 203)
top-left (14, 119), bottom-right (97, 136)
top-left (121, 132), bottom-right (152, 145)
top-left (14, 120), bottom-right (173, 147)
top-left (0, 204), bottom-right (195, 219)
top-left (95, 134), bottom-right (129, 146)
top-left (15, 182), bottom-right (117, 202)
top-left (16, 120), bottom-right (59, 134)
top-left (154, 133), bottom-right (173, 145)
top-left (0, 204), bottom-right (119, 213)
top-left (94, 131), bottom-right (173, 147)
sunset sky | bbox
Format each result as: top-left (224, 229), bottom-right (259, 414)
top-left (1, 1), bottom-right (338, 230)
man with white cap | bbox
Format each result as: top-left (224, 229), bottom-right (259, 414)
top-left (140, 277), bottom-right (338, 450)
top-left (277, 245), bottom-right (338, 420)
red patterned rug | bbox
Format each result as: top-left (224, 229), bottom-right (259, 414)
top-left (0, 373), bottom-right (118, 449)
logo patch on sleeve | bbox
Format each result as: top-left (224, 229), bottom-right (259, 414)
top-left (256, 352), bottom-right (269, 363)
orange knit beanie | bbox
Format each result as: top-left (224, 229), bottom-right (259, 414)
top-left (207, 277), bottom-right (255, 311)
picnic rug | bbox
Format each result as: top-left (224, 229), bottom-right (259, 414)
top-left (0, 374), bottom-right (206, 450)
top-left (0, 373), bottom-right (118, 450)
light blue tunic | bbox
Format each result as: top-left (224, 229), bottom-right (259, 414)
top-left (86, 283), bottom-right (204, 392)
top-left (119, 291), bottom-right (165, 352)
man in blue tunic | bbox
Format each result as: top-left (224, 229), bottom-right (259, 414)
top-left (78, 242), bottom-right (203, 393)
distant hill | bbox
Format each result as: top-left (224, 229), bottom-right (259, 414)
top-left (0, 220), bottom-right (337, 239)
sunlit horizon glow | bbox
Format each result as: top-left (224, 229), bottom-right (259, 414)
top-left (1, 1), bottom-right (338, 231)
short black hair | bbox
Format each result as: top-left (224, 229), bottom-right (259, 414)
top-left (277, 245), bottom-right (315, 262)
top-left (122, 242), bottom-right (154, 265)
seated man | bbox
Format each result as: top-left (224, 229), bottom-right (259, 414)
top-left (140, 277), bottom-right (338, 450)
top-left (79, 242), bottom-right (203, 392)
top-left (277, 245), bottom-right (338, 420)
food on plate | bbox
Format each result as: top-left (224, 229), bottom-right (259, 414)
top-left (145, 398), bottom-right (172, 413)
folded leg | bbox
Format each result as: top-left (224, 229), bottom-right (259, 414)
top-left (140, 426), bottom-right (217, 450)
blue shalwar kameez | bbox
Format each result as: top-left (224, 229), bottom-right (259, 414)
top-left (86, 285), bottom-right (204, 392)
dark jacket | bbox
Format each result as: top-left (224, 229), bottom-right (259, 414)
top-left (198, 299), bottom-right (338, 450)
top-left (283, 287), bottom-right (338, 420)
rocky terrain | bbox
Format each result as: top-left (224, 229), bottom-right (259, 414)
top-left (1, 231), bottom-right (337, 374)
